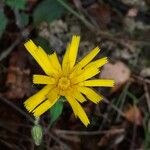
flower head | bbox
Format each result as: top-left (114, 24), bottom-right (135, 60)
top-left (24, 35), bottom-right (114, 126)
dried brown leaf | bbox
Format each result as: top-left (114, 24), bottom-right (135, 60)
top-left (4, 50), bottom-right (32, 100)
top-left (124, 105), bottom-right (143, 125)
top-left (87, 3), bottom-right (111, 29)
top-left (100, 61), bottom-right (131, 92)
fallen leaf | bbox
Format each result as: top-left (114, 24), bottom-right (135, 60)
top-left (4, 50), bottom-right (32, 100)
top-left (100, 61), bottom-right (131, 92)
top-left (87, 3), bottom-right (111, 29)
top-left (127, 8), bottom-right (138, 17)
top-left (124, 105), bottom-right (143, 126)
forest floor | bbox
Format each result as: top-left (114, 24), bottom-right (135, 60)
top-left (0, 0), bottom-right (150, 150)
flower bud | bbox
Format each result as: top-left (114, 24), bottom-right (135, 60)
top-left (31, 124), bottom-right (43, 146)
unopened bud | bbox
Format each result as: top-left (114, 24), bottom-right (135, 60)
top-left (31, 124), bottom-right (43, 146)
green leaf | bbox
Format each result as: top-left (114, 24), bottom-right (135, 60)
top-left (33, 0), bottom-right (66, 24)
top-left (34, 37), bottom-right (51, 54)
top-left (19, 12), bottom-right (29, 27)
top-left (50, 97), bottom-right (64, 126)
top-left (4, 0), bottom-right (26, 9)
top-left (0, 10), bottom-right (8, 37)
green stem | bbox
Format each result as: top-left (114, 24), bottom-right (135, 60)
top-left (56, 0), bottom-right (95, 30)
top-left (34, 117), bottom-right (40, 125)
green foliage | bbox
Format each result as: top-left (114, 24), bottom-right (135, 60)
top-left (19, 12), bottom-right (29, 27)
top-left (4, 0), bottom-right (26, 9)
top-left (33, 0), bottom-right (66, 24)
top-left (143, 115), bottom-right (150, 150)
top-left (144, 130), bottom-right (150, 149)
top-left (34, 37), bottom-right (51, 54)
top-left (50, 97), bottom-right (64, 126)
top-left (0, 10), bottom-right (8, 37)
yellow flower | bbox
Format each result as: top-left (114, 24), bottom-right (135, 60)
top-left (24, 35), bottom-right (114, 126)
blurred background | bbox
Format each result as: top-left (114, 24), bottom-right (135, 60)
top-left (0, 0), bottom-right (150, 149)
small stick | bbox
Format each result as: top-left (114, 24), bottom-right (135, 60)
top-left (0, 94), bottom-right (34, 123)
top-left (132, 75), bottom-right (150, 84)
top-left (144, 83), bottom-right (150, 112)
top-left (54, 128), bottom-right (125, 136)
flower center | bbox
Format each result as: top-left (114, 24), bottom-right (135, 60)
top-left (57, 77), bottom-right (70, 90)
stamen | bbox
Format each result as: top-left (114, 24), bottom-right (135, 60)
top-left (57, 77), bottom-right (70, 90)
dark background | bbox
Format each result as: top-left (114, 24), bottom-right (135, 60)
top-left (0, 0), bottom-right (150, 149)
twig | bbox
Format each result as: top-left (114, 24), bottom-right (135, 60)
top-left (0, 138), bottom-right (20, 150)
top-left (54, 128), bottom-right (125, 136)
top-left (130, 123), bottom-right (137, 150)
top-left (0, 134), bottom-right (32, 142)
top-left (103, 98), bottom-right (125, 118)
top-left (98, 103), bottom-right (112, 130)
top-left (56, 0), bottom-right (150, 51)
top-left (44, 122), bottom-right (71, 150)
top-left (57, 0), bottom-right (95, 31)
top-left (116, 83), bottom-right (130, 121)
top-left (0, 25), bottom-right (32, 61)
top-left (57, 134), bottom-right (81, 143)
top-left (0, 120), bottom-right (32, 128)
top-left (14, 9), bottom-right (24, 30)
top-left (132, 75), bottom-right (150, 84)
top-left (49, 133), bottom-right (71, 150)
top-left (144, 83), bottom-right (150, 112)
top-left (0, 38), bottom-right (22, 61)
top-left (0, 94), bottom-right (34, 123)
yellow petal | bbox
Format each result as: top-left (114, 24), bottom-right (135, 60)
top-left (24, 85), bottom-right (52, 112)
top-left (68, 35), bottom-right (80, 69)
top-left (62, 43), bottom-right (70, 74)
top-left (33, 75), bottom-right (55, 84)
top-left (85, 57), bottom-right (108, 69)
top-left (71, 67), bottom-right (100, 84)
top-left (80, 79), bottom-right (115, 87)
top-left (66, 96), bottom-right (90, 126)
top-left (32, 88), bottom-right (60, 117)
top-left (69, 66), bottom-right (83, 78)
top-left (24, 40), bottom-right (54, 75)
top-left (74, 46), bottom-right (100, 69)
top-left (33, 100), bottom-right (53, 117)
top-left (71, 58), bottom-right (107, 84)
top-left (74, 91), bottom-right (86, 103)
top-left (62, 35), bottom-right (80, 74)
top-left (78, 87), bottom-right (103, 103)
top-left (33, 97), bottom-right (59, 117)
top-left (48, 52), bottom-right (61, 72)
top-left (66, 95), bottom-right (77, 116)
top-left (69, 87), bottom-right (86, 103)
top-left (47, 87), bottom-right (60, 99)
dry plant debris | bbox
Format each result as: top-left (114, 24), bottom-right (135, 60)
top-left (100, 61), bottom-right (131, 92)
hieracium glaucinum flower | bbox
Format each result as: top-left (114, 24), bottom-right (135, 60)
top-left (24, 35), bottom-right (114, 126)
